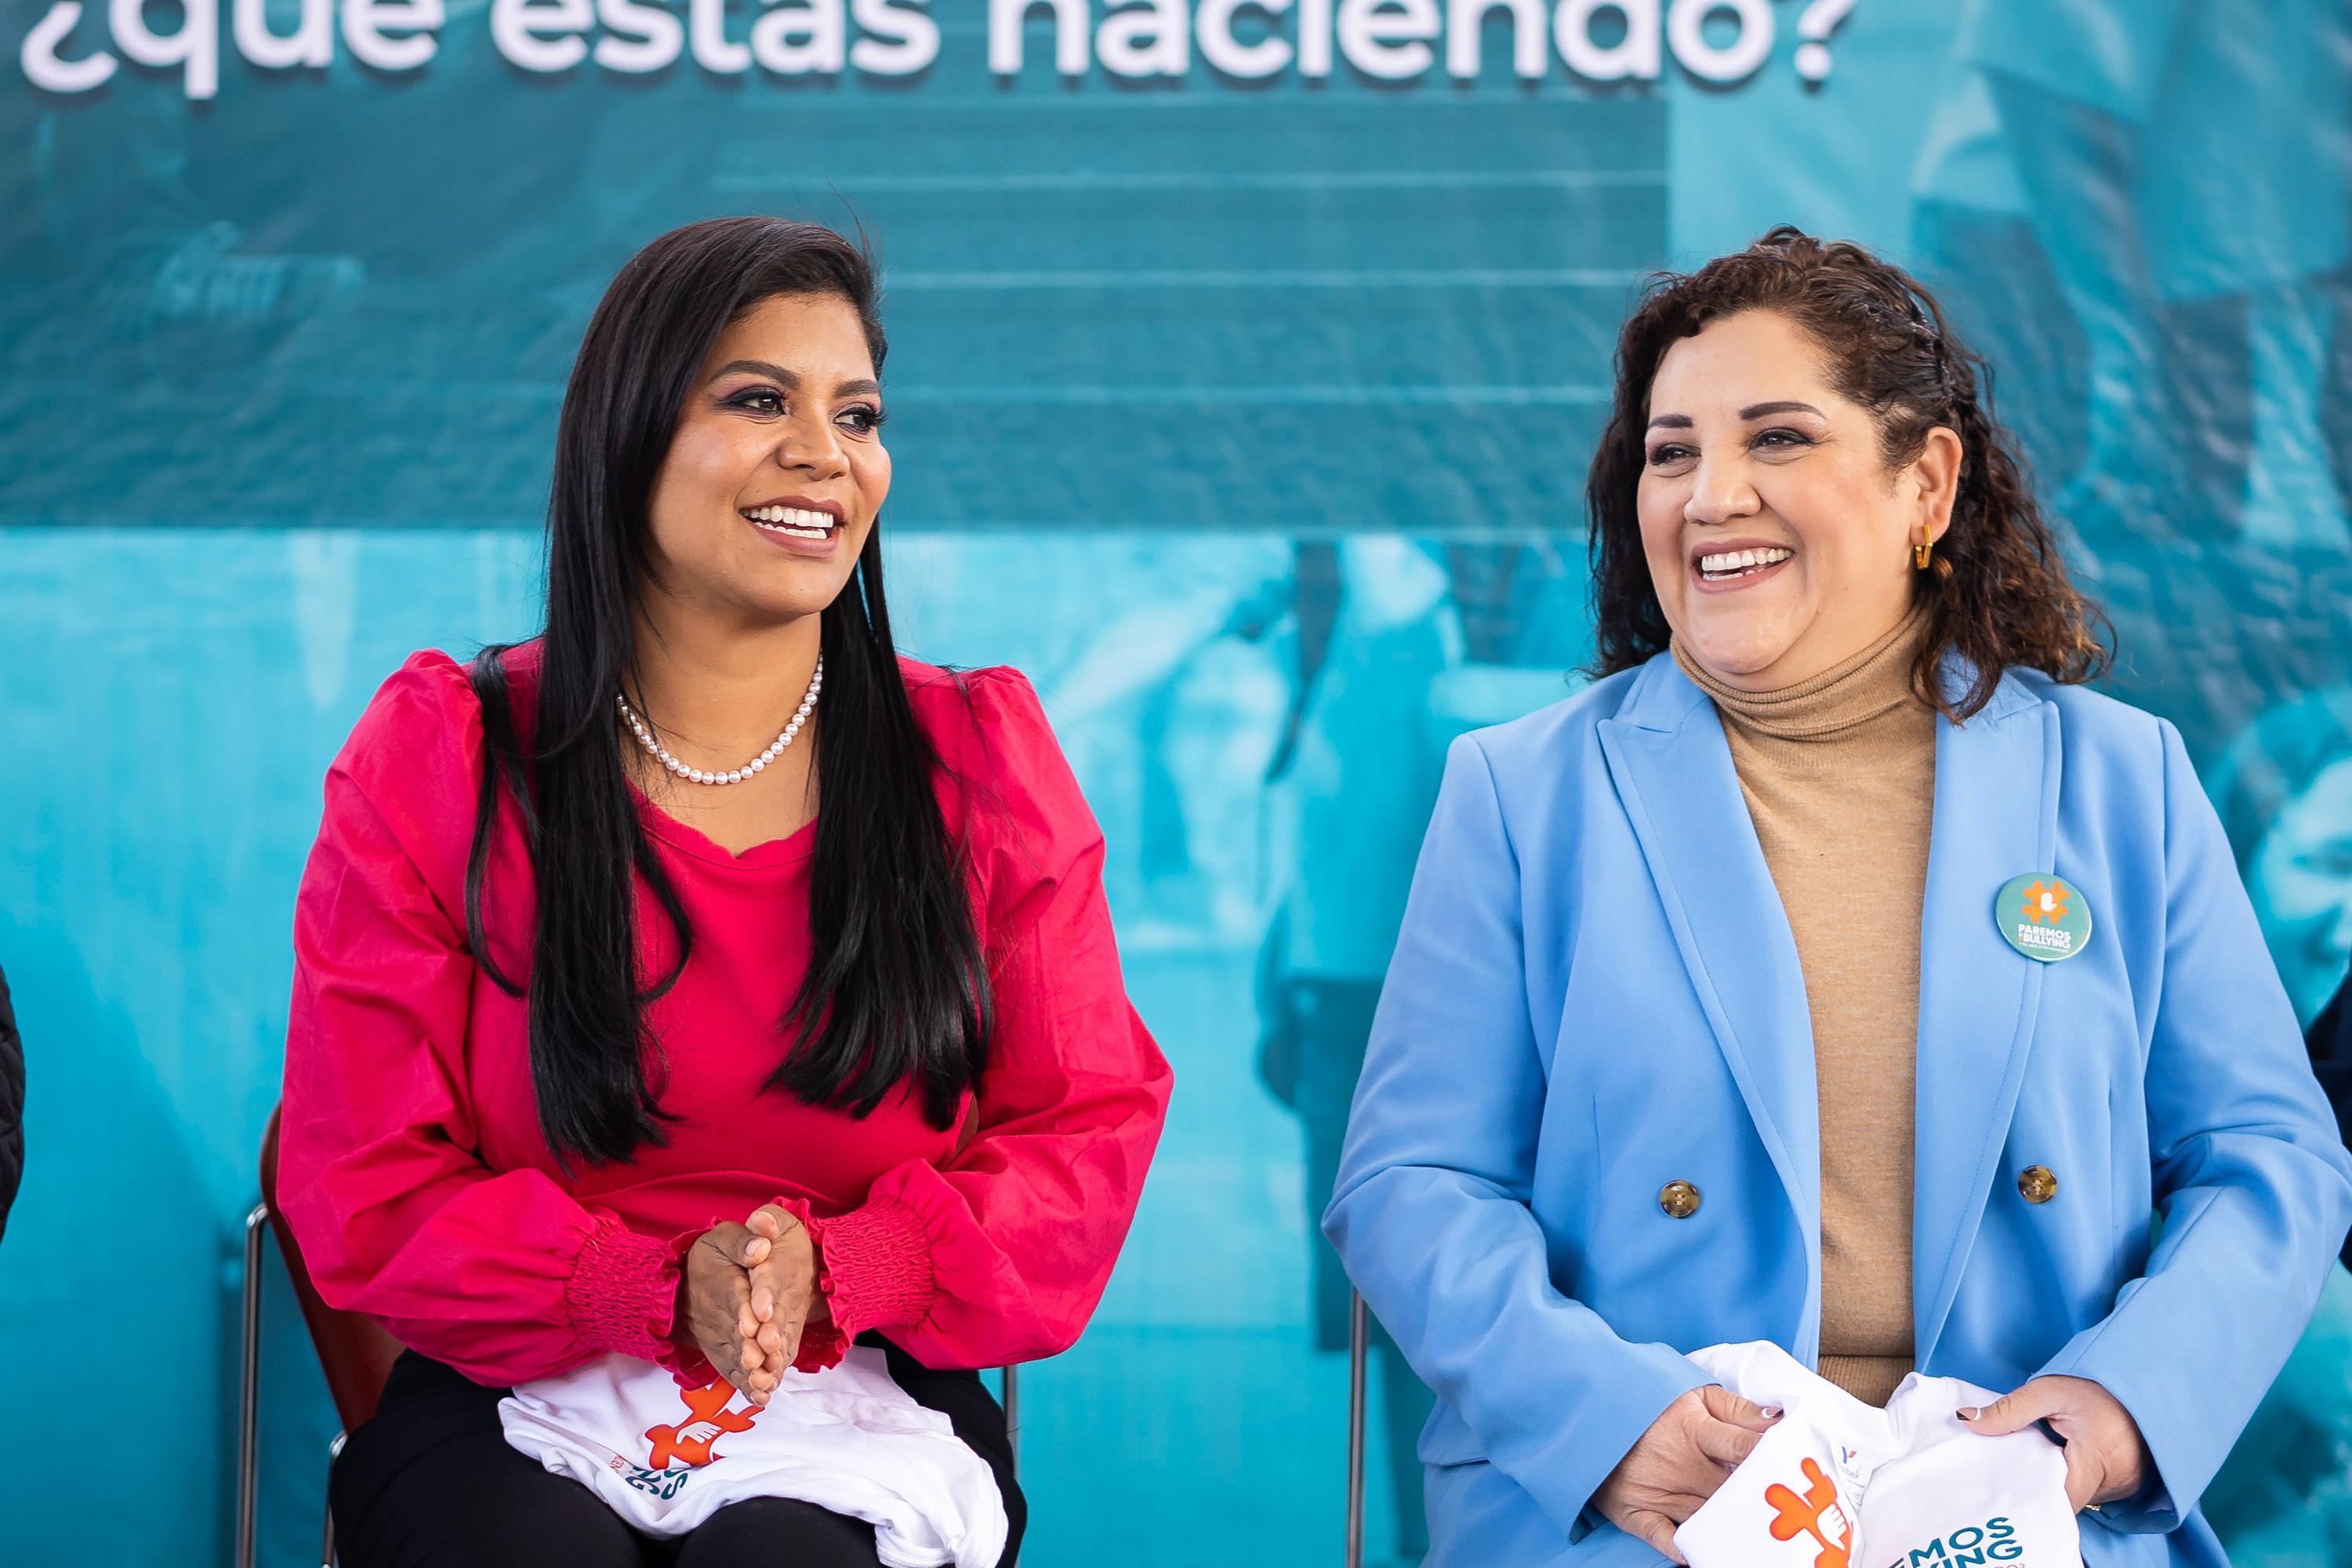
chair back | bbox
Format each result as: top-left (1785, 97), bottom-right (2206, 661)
top-left (259, 1108), bottom-right (405, 1432)
top-left (1346, 1290), bottom-right (1367, 1568)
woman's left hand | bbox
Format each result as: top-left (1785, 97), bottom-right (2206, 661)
top-left (738, 1203), bottom-right (819, 1404)
top-left (1958, 1375), bottom-right (2155, 1511)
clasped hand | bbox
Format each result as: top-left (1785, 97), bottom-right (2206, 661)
top-left (681, 1203), bottom-right (822, 1406)
top-left (1595, 1375), bottom-right (2152, 1563)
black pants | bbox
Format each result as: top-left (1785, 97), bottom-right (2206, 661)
top-left (331, 1338), bottom-right (1025, 1568)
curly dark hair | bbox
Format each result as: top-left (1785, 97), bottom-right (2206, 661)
top-left (1584, 226), bottom-right (2109, 720)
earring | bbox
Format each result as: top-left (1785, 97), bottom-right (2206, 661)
top-left (1914, 535), bottom-right (1933, 571)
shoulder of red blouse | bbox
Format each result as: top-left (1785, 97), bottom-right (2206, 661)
top-left (329, 642), bottom-right (553, 904)
top-left (898, 657), bottom-right (1042, 765)
top-left (898, 658), bottom-right (1077, 884)
top-left (328, 648), bottom-right (496, 909)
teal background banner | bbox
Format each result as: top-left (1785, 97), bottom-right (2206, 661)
top-left (7, 2), bottom-right (2352, 1564)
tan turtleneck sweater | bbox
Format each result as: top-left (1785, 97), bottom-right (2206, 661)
top-left (1672, 608), bottom-right (1936, 1409)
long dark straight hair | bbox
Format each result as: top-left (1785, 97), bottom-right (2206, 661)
top-left (464, 216), bottom-right (991, 1168)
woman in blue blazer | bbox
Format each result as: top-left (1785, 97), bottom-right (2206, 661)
top-left (1324, 229), bottom-right (2352, 1567)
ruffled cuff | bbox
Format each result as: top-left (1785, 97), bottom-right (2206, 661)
top-left (775, 1195), bottom-right (936, 1370)
top-left (565, 1214), bottom-right (688, 1367)
top-left (792, 1315), bottom-right (851, 1373)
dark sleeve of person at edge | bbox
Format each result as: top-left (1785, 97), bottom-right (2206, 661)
top-left (0, 964), bottom-right (20, 1240)
top-left (2309, 967), bottom-right (2352, 1267)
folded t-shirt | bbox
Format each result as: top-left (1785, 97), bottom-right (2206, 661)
top-left (499, 1345), bottom-right (1007, 1568)
top-left (1672, 1341), bottom-right (2082, 1568)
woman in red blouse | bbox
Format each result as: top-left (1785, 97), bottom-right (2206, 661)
top-left (279, 217), bottom-right (1173, 1568)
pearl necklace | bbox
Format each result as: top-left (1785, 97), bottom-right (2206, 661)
top-left (616, 655), bottom-right (822, 786)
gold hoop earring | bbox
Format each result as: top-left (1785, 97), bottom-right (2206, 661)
top-left (1914, 537), bottom-right (1933, 571)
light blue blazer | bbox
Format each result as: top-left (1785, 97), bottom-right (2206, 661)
top-left (1323, 652), bottom-right (2352, 1566)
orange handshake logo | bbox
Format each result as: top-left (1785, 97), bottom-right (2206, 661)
top-left (643, 1378), bottom-right (762, 1470)
top-left (1764, 1457), bottom-right (1855, 1568)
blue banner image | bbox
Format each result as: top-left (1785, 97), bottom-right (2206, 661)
top-left (5, 2), bottom-right (2352, 1564)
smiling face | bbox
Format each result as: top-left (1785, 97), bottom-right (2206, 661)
top-left (1638, 308), bottom-right (1961, 690)
top-left (641, 291), bottom-right (890, 624)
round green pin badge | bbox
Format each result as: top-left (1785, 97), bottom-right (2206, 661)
top-left (1995, 873), bottom-right (2092, 963)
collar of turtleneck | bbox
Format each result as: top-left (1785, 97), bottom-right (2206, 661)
top-left (1671, 602), bottom-right (1933, 742)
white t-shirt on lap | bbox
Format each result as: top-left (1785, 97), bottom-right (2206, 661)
top-left (499, 1345), bottom-right (1008, 1568)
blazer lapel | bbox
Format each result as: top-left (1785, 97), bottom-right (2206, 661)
top-left (1601, 658), bottom-right (1823, 1333)
top-left (1911, 669), bottom-right (2059, 1368)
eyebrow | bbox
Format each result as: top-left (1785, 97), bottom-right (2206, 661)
top-left (708, 361), bottom-right (882, 398)
top-left (1646, 400), bottom-right (1824, 431)
top-left (711, 359), bottom-right (797, 387)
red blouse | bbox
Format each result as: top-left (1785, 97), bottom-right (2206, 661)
top-left (279, 645), bottom-right (1172, 1388)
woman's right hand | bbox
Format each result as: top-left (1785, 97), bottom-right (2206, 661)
top-left (681, 1222), bottom-right (776, 1395)
top-left (1592, 1385), bottom-right (1782, 1563)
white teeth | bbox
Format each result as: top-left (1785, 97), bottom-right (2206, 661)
top-left (742, 505), bottom-right (837, 529)
top-left (1698, 546), bottom-right (1792, 575)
